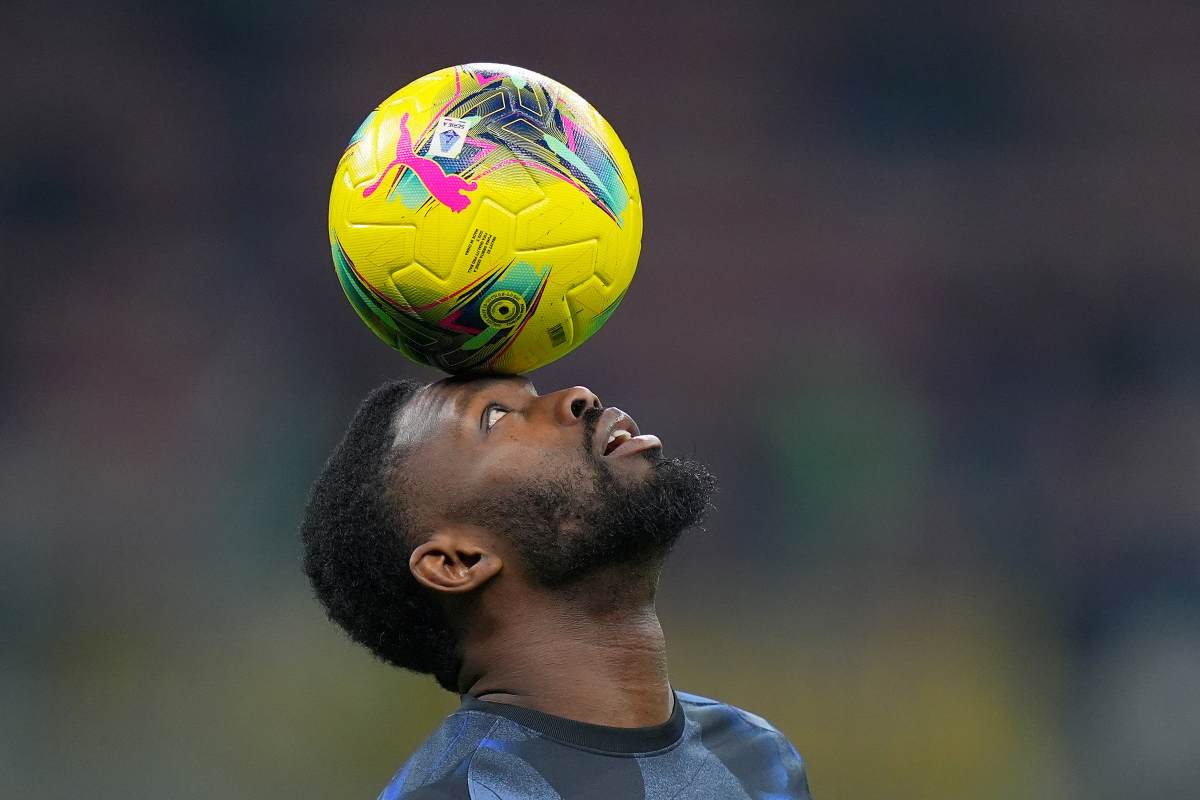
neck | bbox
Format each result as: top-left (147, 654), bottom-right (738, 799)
top-left (458, 570), bottom-right (673, 728)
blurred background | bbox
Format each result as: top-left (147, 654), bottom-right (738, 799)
top-left (3, 1), bottom-right (1199, 797)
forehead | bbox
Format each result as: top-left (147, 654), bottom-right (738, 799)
top-left (390, 375), bottom-right (536, 451)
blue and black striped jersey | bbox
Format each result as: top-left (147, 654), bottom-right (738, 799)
top-left (379, 691), bottom-right (812, 799)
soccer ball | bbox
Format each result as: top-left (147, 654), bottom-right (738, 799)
top-left (328, 63), bottom-right (643, 374)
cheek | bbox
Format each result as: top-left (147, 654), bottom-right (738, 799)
top-left (469, 435), bottom-right (589, 491)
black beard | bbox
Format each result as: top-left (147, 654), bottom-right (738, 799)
top-left (461, 408), bottom-right (716, 588)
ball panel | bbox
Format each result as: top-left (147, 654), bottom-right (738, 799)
top-left (347, 225), bottom-right (417, 277)
top-left (442, 198), bottom-right (516, 281)
top-left (519, 240), bottom-right (599, 300)
top-left (386, 261), bottom-right (445, 309)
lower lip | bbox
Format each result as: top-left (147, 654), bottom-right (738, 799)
top-left (606, 434), bottom-right (662, 458)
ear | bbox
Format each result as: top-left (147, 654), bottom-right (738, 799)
top-left (409, 527), bottom-right (502, 594)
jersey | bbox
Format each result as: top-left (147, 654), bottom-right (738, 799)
top-left (377, 691), bottom-right (812, 799)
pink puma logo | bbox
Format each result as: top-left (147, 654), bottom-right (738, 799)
top-left (362, 113), bottom-right (478, 212)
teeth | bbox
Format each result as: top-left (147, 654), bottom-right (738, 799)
top-left (604, 430), bottom-right (633, 454)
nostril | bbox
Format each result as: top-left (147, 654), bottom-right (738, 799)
top-left (570, 398), bottom-right (587, 418)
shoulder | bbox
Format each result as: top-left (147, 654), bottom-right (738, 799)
top-left (378, 709), bottom-right (499, 799)
top-left (677, 689), bottom-right (802, 753)
top-left (677, 690), bottom-right (788, 735)
top-left (676, 690), bottom-right (811, 797)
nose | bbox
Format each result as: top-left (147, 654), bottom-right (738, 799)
top-left (550, 385), bottom-right (602, 425)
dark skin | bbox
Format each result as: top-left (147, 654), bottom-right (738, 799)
top-left (396, 376), bottom-right (674, 728)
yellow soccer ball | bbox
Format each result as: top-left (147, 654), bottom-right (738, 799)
top-left (329, 63), bottom-right (643, 374)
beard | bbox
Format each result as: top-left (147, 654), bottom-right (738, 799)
top-left (460, 407), bottom-right (716, 589)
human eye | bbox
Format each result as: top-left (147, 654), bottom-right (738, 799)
top-left (482, 403), bottom-right (510, 432)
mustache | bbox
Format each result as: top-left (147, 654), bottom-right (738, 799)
top-left (580, 406), bottom-right (606, 457)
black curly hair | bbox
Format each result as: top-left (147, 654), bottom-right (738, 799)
top-left (299, 379), bottom-right (462, 691)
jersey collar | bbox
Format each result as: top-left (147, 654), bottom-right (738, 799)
top-left (458, 691), bottom-right (685, 755)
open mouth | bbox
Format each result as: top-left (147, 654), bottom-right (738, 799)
top-left (604, 428), bottom-right (634, 455)
top-left (595, 407), bottom-right (662, 459)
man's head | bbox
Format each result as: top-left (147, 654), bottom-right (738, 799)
top-left (300, 376), bottom-right (715, 691)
